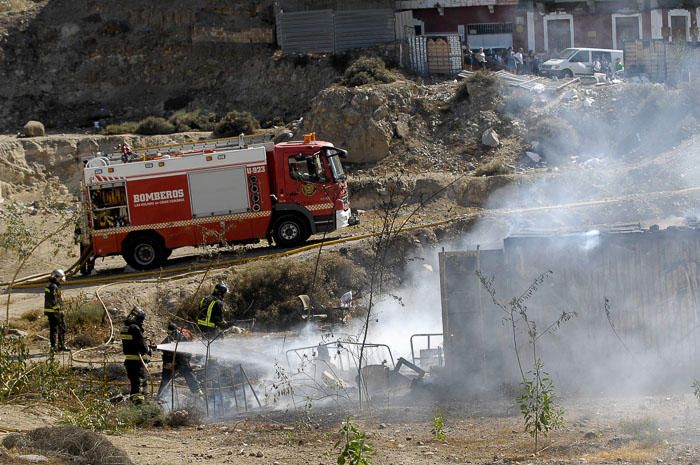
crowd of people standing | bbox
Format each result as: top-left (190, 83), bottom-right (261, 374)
top-left (462, 44), bottom-right (541, 75)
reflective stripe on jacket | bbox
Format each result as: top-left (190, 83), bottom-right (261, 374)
top-left (197, 297), bottom-right (218, 328)
top-left (44, 283), bottom-right (62, 313)
top-left (121, 323), bottom-right (148, 361)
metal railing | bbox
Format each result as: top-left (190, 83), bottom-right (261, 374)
top-left (409, 333), bottom-right (443, 367)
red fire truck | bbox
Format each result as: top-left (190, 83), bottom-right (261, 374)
top-left (76, 134), bottom-right (357, 274)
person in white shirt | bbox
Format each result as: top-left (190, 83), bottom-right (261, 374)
top-left (476, 48), bottom-right (487, 69)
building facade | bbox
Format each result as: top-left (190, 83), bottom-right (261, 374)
top-left (396, 0), bottom-right (700, 54)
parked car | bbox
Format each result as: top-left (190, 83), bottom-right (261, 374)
top-left (539, 48), bottom-right (623, 78)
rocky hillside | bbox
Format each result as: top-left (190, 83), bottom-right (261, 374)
top-left (0, 132), bottom-right (217, 196)
top-left (0, 0), bottom-right (340, 130)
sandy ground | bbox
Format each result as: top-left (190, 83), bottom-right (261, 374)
top-left (2, 393), bottom-right (700, 464)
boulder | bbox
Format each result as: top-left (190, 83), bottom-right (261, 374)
top-left (481, 128), bottom-right (500, 147)
top-left (77, 138), bottom-right (99, 156)
top-left (393, 120), bottom-right (409, 139)
top-left (22, 121), bottom-right (45, 138)
top-left (525, 151), bottom-right (542, 163)
top-left (304, 83), bottom-right (414, 164)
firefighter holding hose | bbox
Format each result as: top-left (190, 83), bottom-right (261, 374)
top-left (120, 306), bottom-right (151, 403)
top-left (196, 282), bottom-right (229, 338)
top-left (44, 269), bottom-right (68, 352)
top-left (157, 322), bottom-right (202, 399)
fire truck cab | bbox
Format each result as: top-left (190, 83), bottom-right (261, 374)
top-left (76, 134), bottom-right (357, 273)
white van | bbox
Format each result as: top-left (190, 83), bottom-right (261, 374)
top-left (539, 48), bottom-right (623, 78)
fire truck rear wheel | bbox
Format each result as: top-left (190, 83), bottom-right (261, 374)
top-left (272, 215), bottom-right (309, 247)
top-left (123, 234), bottom-right (166, 270)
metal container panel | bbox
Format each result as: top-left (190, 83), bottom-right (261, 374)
top-left (277, 9), bottom-right (335, 54)
top-left (334, 9), bottom-right (395, 52)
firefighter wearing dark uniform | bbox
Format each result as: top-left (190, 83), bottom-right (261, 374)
top-left (197, 283), bottom-right (228, 336)
top-left (157, 322), bottom-right (202, 398)
top-left (120, 306), bottom-right (150, 403)
top-left (44, 269), bottom-right (68, 351)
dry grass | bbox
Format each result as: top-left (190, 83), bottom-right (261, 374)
top-left (343, 57), bottom-right (398, 87)
top-left (619, 416), bottom-right (662, 447)
top-left (102, 121), bottom-right (138, 135)
top-left (20, 308), bottom-right (42, 322)
top-left (229, 254), bottom-right (368, 329)
top-left (7, 426), bottom-right (135, 465)
top-left (474, 158), bottom-right (512, 177)
top-left (586, 443), bottom-right (663, 463)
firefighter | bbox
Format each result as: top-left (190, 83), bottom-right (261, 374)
top-left (157, 322), bottom-right (202, 398)
top-left (119, 143), bottom-right (133, 164)
top-left (120, 306), bottom-right (151, 403)
top-left (196, 283), bottom-right (228, 337)
top-left (44, 269), bottom-right (68, 352)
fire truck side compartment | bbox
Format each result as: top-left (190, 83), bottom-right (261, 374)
top-left (188, 167), bottom-right (249, 217)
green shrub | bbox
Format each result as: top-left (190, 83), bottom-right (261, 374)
top-left (64, 294), bottom-right (107, 347)
top-left (102, 121), bottom-right (138, 135)
top-left (62, 397), bottom-right (165, 431)
top-left (169, 110), bottom-right (218, 132)
top-left (135, 116), bottom-right (176, 135)
top-left (336, 416), bottom-right (373, 465)
top-left (0, 331), bottom-right (65, 400)
top-left (214, 111), bottom-right (260, 137)
top-left (65, 299), bottom-right (104, 328)
top-left (343, 57), bottom-right (396, 87)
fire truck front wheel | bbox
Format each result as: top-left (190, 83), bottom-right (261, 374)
top-left (123, 234), bottom-right (166, 270)
top-left (272, 215), bottom-right (309, 247)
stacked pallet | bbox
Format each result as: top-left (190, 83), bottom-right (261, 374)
top-left (427, 38), bottom-right (451, 74)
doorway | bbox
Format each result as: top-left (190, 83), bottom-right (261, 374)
top-left (670, 15), bottom-right (688, 42)
top-left (546, 17), bottom-right (572, 53)
top-left (613, 15), bottom-right (641, 49)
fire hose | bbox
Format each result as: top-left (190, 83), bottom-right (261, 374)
top-left (10, 181), bottom-right (700, 292)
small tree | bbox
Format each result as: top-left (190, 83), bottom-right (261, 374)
top-left (1, 194), bottom-right (76, 323)
top-left (692, 379), bottom-right (700, 404)
top-left (335, 416), bottom-right (373, 465)
top-left (478, 270), bottom-right (575, 451)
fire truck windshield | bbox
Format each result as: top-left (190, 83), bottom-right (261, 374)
top-left (327, 152), bottom-right (346, 182)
